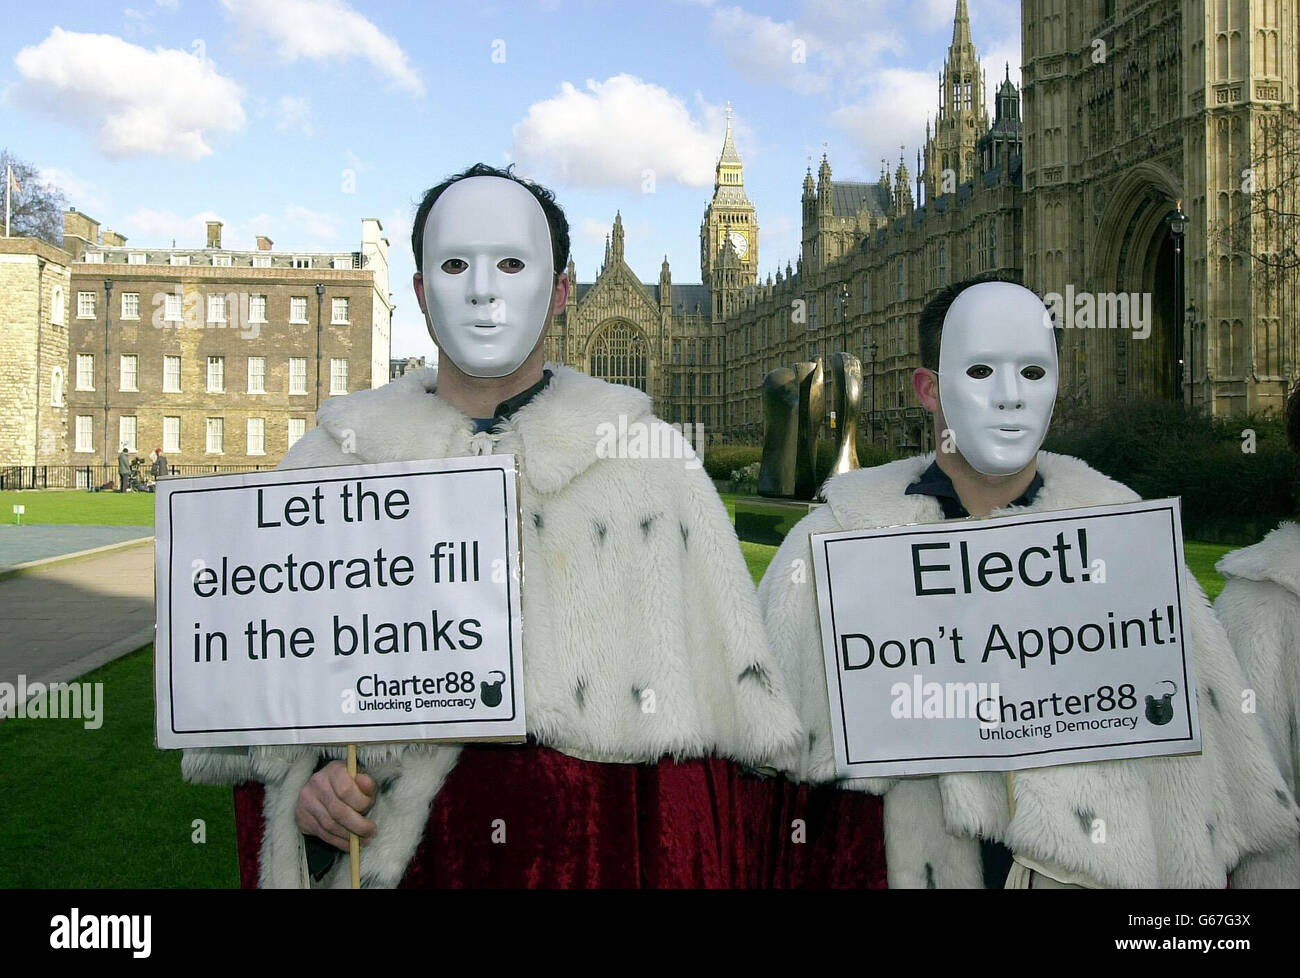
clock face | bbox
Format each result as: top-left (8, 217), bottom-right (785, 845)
top-left (729, 230), bottom-right (749, 258)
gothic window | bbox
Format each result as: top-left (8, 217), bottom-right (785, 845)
top-left (589, 322), bottom-right (648, 391)
top-left (989, 221), bottom-right (998, 266)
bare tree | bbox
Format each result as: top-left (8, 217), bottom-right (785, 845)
top-left (0, 148), bottom-right (68, 247)
top-left (1212, 112), bottom-right (1300, 286)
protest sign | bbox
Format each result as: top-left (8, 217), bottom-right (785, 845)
top-left (154, 455), bottom-right (524, 749)
top-left (811, 498), bottom-right (1199, 777)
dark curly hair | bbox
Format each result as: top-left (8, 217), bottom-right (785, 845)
top-left (411, 162), bottom-right (570, 281)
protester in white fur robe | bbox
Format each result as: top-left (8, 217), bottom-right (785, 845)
top-left (759, 278), bottom-right (1298, 888)
top-left (1214, 382), bottom-right (1300, 887)
top-left (180, 164), bottom-right (801, 888)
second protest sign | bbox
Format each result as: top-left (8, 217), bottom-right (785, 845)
top-left (811, 498), bottom-right (1199, 778)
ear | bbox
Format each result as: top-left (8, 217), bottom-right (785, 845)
top-left (551, 271), bottom-right (569, 317)
top-left (913, 367), bottom-right (940, 413)
top-left (413, 271), bottom-right (428, 318)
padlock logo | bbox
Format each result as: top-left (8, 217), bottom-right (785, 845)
top-left (1144, 680), bottom-right (1178, 726)
top-left (480, 670), bottom-right (506, 708)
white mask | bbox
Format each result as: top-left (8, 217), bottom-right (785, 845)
top-left (421, 176), bottom-right (555, 378)
top-left (937, 282), bottom-right (1058, 477)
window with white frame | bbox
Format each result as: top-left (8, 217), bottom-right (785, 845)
top-left (121, 292), bottom-right (140, 319)
top-left (249, 294), bottom-right (267, 322)
top-left (163, 355), bottom-right (181, 393)
top-left (164, 293), bottom-right (183, 322)
top-left (252, 254), bottom-right (271, 268)
top-left (77, 292), bottom-right (95, 318)
top-left (207, 293), bottom-right (227, 324)
top-left (75, 416), bottom-right (93, 453)
top-left (213, 254), bottom-right (231, 267)
top-left (332, 256), bottom-right (352, 270)
top-left (84, 252), bottom-right (104, 264)
top-left (163, 416), bottom-right (180, 453)
top-left (205, 417), bottom-right (224, 454)
top-left (170, 254), bottom-right (190, 266)
top-left (128, 253), bottom-right (146, 265)
top-left (76, 353), bottom-right (95, 391)
top-left (331, 297), bottom-right (349, 324)
top-left (120, 354), bottom-right (139, 391)
top-left (247, 356), bottom-right (266, 394)
top-left (52, 287), bottom-right (64, 325)
top-left (288, 418), bottom-right (306, 448)
top-left (119, 415), bottom-right (137, 453)
top-left (247, 417), bottom-right (266, 455)
top-left (207, 355), bottom-right (225, 393)
top-left (330, 358), bottom-right (348, 395)
top-left (290, 296), bottom-right (308, 323)
top-left (289, 358), bottom-right (307, 395)
top-left (292, 257), bottom-right (311, 269)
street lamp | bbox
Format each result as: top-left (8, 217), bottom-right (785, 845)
top-left (1166, 202), bottom-right (1188, 401)
top-left (315, 283), bottom-right (326, 410)
top-left (103, 278), bottom-right (114, 470)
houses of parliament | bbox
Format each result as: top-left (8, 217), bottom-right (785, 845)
top-left (546, 0), bottom-right (1300, 451)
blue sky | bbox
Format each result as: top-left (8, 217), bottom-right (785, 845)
top-left (1, 0), bottom-right (1021, 358)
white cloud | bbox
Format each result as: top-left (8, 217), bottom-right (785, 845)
top-left (274, 95), bottom-right (315, 137)
top-left (11, 28), bottom-right (245, 160)
top-left (282, 204), bottom-right (341, 244)
top-left (37, 167), bottom-right (104, 213)
top-left (579, 217), bottom-right (611, 247)
top-left (701, 0), bottom-right (904, 97)
top-left (829, 67), bottom-right (936, 176)
top-left (512, 74), bottom-right (729, 190)
top-left (220, 0), bottom-right (424, 95)
top-left (119, 207), bottom-right (233, 248)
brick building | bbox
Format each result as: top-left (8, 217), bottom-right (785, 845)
top-left (56, 211), bottom-right (391, 475)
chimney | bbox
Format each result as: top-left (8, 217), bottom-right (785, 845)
top-left (256, 235), bottom-right (273, 252)
top-left (101, 228), bottom-right (127, 247)
top-left (62, 209), bottom-right (100, 261)
top-left (206, 221), bottom-right (223, 249)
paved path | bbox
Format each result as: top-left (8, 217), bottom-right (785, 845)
top-left (0, 541), bottom-right (155, 703)
top-left (0, 524), bottom-right (153, 572)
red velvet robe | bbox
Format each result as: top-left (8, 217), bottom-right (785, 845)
top-left (232, 743), bottom-right (887, 888)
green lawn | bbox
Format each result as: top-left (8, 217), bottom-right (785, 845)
top-left (0, 645), bottom-right (239, 888)
top-left (0, 491), bottom-right (1239, 888)
top-left (0, 489), bottom-right (155, 526)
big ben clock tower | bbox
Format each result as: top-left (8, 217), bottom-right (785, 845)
top-left (700, 102), bottom-right (757, 319)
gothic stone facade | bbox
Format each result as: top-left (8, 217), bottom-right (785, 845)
top-left (1022, 0), bottom-right (1300, 418)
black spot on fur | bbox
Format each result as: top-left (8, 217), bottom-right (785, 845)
top-left (574, 677), bottom-right (587, 710)
top-left (1075, 808), bottom-right (1096, 834)
top-left (640, 513), bottom-right (657, 538)
top-left (631, 685), bottom-right (643, 704)
top-left (532, 512), bottom-right (544, 531)
top-left (808, 730), bottom-right (817, 748)
top-left (924, 863), bottom-right (936, 889)
top-left (738, 662), bottom-right (774, 694)
top-left (679, 522), bottom-right (689, 548)
top-left (1207, 821), bottom-right (1215, 839)
top-left (1278, 789), bottom-right (1292, 806)
top-left (594, 520), bottom-right (607, 543)
top-left (1205, 687), bottom-right (1221, 714)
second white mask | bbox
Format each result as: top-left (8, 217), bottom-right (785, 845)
top-left (937, 281), bottom-right (1059, 477)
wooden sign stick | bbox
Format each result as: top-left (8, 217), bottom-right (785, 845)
top-left (347, 743), bottom-right (361, 889)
